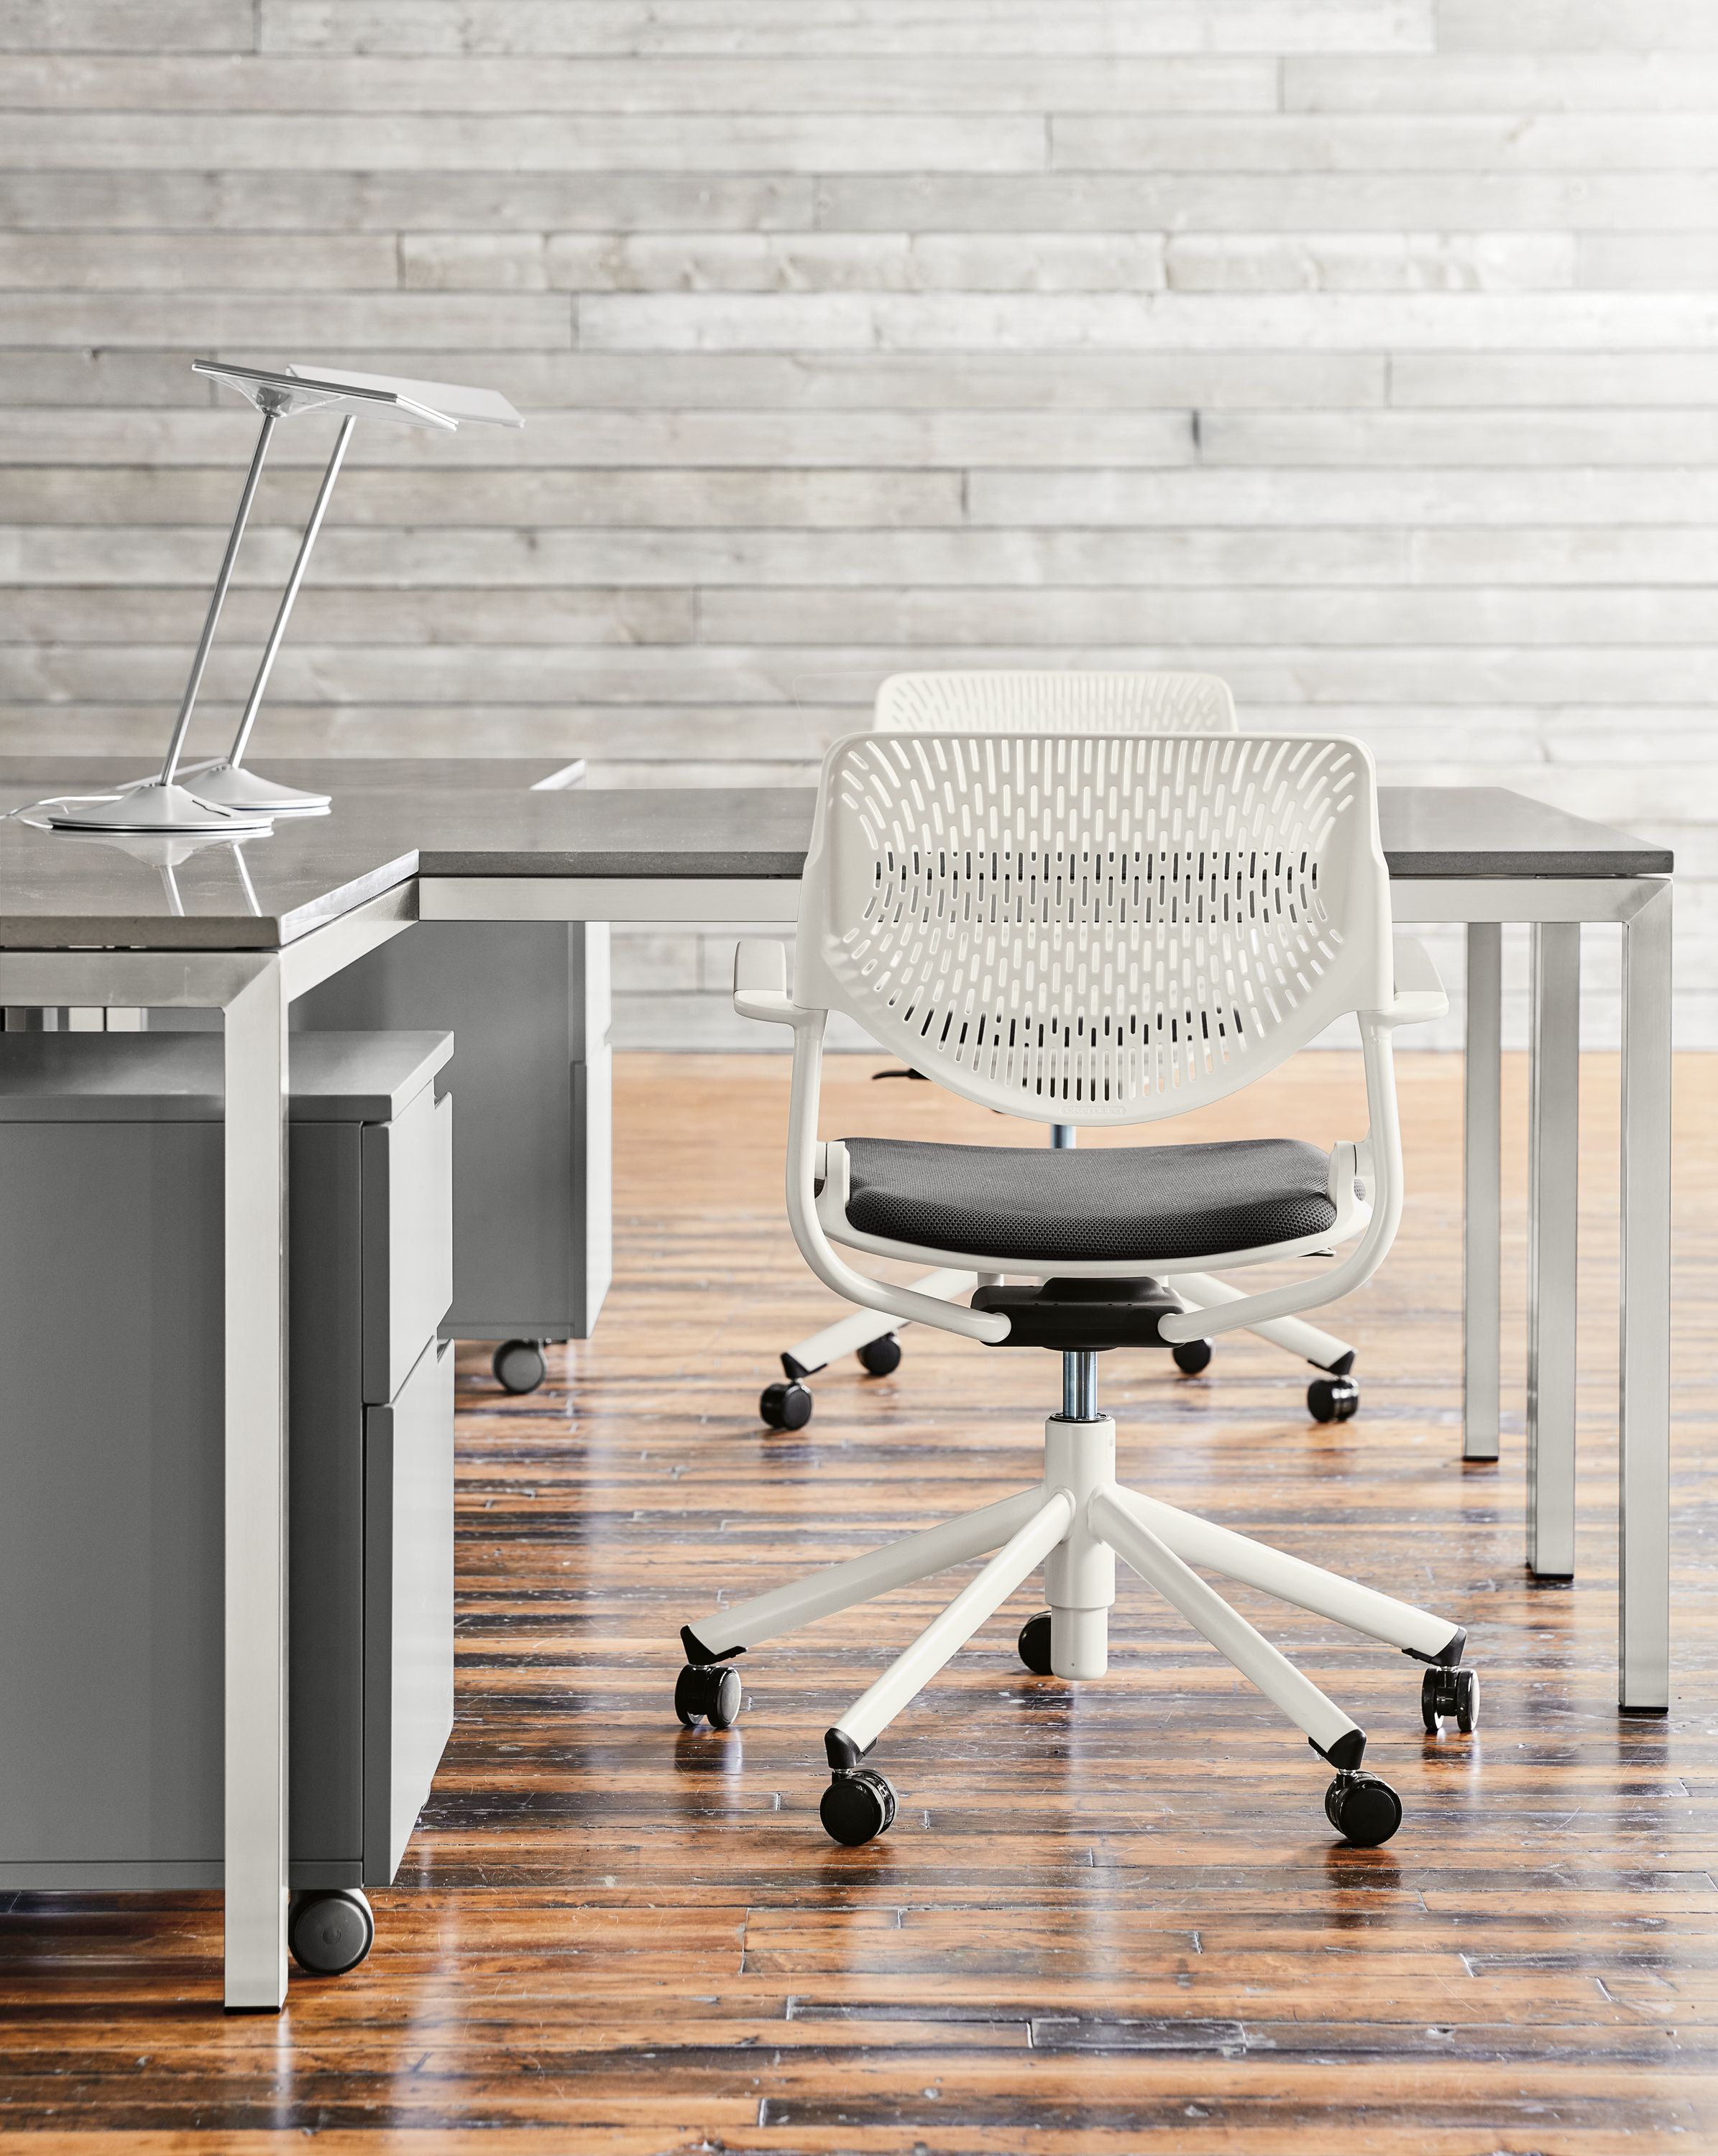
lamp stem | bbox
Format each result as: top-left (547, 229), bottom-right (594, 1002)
top-left (226, 412), bottom-right (354, 772)
top-left (159, 407), bottom-right (277, 789)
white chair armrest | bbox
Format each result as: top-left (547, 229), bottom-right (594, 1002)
top-left (733, 937), bottom-right (799, 1025)
top-left (1375, 935), bottom-right (1448, 1028)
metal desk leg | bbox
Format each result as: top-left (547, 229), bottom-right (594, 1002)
top-left (1528, 923), bottom-right (1581, 1579)
top-left (1464, 922), bottom-right (1502, 1462)
top-left (1620, 883), bottom-right (1672, 1713)
top-left (222, 961), bottom-right (290, 2009)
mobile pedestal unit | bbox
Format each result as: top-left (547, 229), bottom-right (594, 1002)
top-left (0, 1031), bottom-right (456, 1978)
top-left (295, 913), bottom-right (612, 1397)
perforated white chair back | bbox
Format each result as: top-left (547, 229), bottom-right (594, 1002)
top-left (795, 731), bottom-right (1392, 1126)
top-left (875, 670), bottom-right (1236, 736)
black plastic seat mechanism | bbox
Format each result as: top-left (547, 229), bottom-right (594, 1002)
top-left (971, 1276), bottom-right (1185, 1353)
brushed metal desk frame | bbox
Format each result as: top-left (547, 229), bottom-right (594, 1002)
top-left (0, 858), bottom-right (1671, 2014)
top-left (435, 870), bottom-right (1672, 1721)
top-left (1390, 875), bottom-right (1671, 1721)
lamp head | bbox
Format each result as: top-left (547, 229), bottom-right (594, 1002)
top-left (192, 359), bottom-right (460, 430)
top-left (286, 363), bottom-right (523, 429)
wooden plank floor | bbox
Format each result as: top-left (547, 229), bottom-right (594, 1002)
top-left (3, 1049), bottom-right (1715, 2153)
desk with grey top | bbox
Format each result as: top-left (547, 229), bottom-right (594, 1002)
top-left (0, 758), bottom-right (1674, 2009)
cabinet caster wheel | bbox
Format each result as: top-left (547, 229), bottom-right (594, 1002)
top-left (1324, 1771), bottom-right (1402, 1848)
top-left (1422, 1663), bottom-right (1479, 1735)
top-left (1308, 1375), bottom-right (1359, 1423)
top-left (1172, 1338), bottom-right (1213, 1376)
top-left (493, 1339), bottom-right (546, 1395)
top-left (288, 1888), bottom-right (374, 1976)
top-left (821, 1767), bottom-right (897, 1847)
top-left (760, 1380), bottom-right (812, 1431)
top-left (675, 1662), bottom-right (743, 1731)
top-left (1018, 1611), bottom-right (1054, 1676)
top-left (857, 1332), bottom-right (902, 1378)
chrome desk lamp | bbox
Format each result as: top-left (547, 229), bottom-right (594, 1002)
top-left (48, 361), bottom-right (523, 834)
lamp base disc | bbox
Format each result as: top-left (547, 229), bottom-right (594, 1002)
top-left (47, 781), bottom-right (274, 835)
top-left (193, 763), bottom-right (331, 814)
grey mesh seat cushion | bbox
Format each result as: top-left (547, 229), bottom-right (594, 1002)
top-left (840, 1135), bottom-right (1337, 1264)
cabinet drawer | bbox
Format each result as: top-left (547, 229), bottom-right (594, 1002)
top-left (362, 1083), bottom-right (452, 1404)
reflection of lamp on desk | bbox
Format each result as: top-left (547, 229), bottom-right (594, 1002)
top-left (47, 361), bottom-right (523, 834)
top-left (45, 826), bottom-right (270, 918)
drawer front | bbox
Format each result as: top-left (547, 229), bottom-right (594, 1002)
top-left (364, 1335), bottom-right (455, 1886)
top-left (362, 1082), bottom-right (453, 1404)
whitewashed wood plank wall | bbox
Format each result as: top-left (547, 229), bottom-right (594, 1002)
top-left (0, 1), bottom-right (1712, 1045)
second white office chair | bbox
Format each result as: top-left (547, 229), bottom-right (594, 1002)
top-left (760, 671), bottom-right (1363, 1431)
top-left (677, 727), bottom-right (1476, 1848)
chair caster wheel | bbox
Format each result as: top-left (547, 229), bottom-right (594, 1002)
top-left (1017, 1611), bottom-right (1054, 1676)
top-left (1172, 1338), bottom-right (1213, 1376)
top-left (857, 1332), bottom-right (902, 1378)
top-left (1422, 1663), bottom-right (1479, 1735)
top-left (1308, 1375), bottom-right (1359, 1423)
top-left (1324, 1770), bottom-right (1402, 1847)
top-left (760, 1380), bottom-right (812, 1430)
top-left (493, 1339), bottom-right (546, 1395)
top-left (288, 1888), bottom-right (375, 1976)
top-left (675, 1662), bottom-right (743, 1730)
top-left (821, 1767), bottom-right (897, 1847)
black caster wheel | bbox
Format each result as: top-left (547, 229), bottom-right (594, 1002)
top-left (493, 1338), bottom-right (546, 1395)
top-left (1308, 1376), bottom-right (1360, 1423)
top-left (1018, 1610), bottom-right (1055, 1676)
top-left (1172, 1337), bottom-right (1213, 1376)
top-left (821, 1767), bottom-right (897, 1847)
top-left (1422, 1663), bottom-right (1479, 1736)
top-left (1324, 1771), bottom-right (1402, 1848)
top-left (760, 1379), bottom-right (813, 1431)
top-left (288, 1888), bottom-right (375, 1976)
top-left (857, 1332), bottom-right (902, 1378)
top-left (675, 1662), bottom-right (743, 1731)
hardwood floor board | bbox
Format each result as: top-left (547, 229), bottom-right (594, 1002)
top-left (2, 1051), bottom-right (1714, 2147)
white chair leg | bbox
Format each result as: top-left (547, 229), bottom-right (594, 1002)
top-left (783, 1268), bottom-right (976, 1375)
top-left (1104, 1483), bottom-right (1463, 1665)
top-left (1088, 1486), bottom-right (1364, 1764)
top-left (828, 1491), bottom-right (1074, 1759)
top-left (681, 1484), bottom-right (1045, 1659)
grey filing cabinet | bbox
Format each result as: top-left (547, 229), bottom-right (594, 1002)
top-left (293, 921), bottom-right (612, 1392)
top-left (0, 1030), bottom-right (456, 1974)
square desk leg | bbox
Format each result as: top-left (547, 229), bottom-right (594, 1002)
top-left (1528, 922), bottom-right (1581, 1580)
top-left (1464, 923), bottom-right (1502, 1462)
top-left (1620, 882), bottom-right (1672, 1713)
top-left (222, 962), bottom-right (290, 2009)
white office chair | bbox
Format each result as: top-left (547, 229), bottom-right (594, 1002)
top-left (678, 728), bottom-right (1476, 1849)
top-left (760, 671), bottom-right (1363, 1432)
